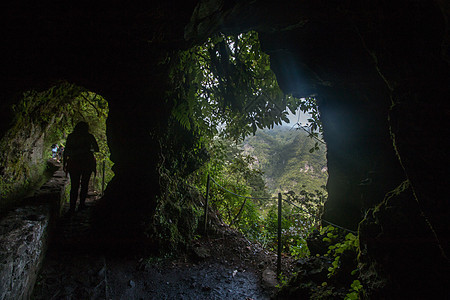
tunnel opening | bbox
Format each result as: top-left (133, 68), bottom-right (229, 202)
top-left (0, 82), bottom-right (114, 215)
top-left (153, 29), bottom-right (331, 258)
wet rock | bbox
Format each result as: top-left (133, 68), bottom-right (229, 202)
top-left (296, 256), bottom-right (330, 282)
top-left (191, 244), bottom-right (211, 260)
top-left (306, 229), bottom-right (330, 256)
top-left (261, 268), bottom-right (277, 292)
top-left (277, 256), bottom-right (336, 299)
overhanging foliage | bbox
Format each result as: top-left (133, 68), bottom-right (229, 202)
top-left (168, 31), bottom-right (308, 141)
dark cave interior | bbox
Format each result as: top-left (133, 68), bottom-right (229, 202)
top-left (1, 0), bottom-right (449, 298)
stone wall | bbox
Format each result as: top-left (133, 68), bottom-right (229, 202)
top-left (0, 167), bottom-right (67, 300)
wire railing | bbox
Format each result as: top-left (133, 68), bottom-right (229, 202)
top-left (209, 176), bottom-right (278, 201)
top-left (204, 173), bottom-right (357, 275)
top-left (282, 197), bottom-right (357, 235)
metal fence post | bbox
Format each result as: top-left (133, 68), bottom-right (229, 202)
top-left (101, 160), bottom-right (106, 195)
top-left (204, 174), bottom-right (211, 235)
top-left (277, 192), bottom-right (282, 276)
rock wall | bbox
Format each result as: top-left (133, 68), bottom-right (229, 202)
top-left (359, 180), bottom-right (449, 298)
top-left (0, 121), bottom-right (49, 211)
top-left (0, 167), bottom-right (67, 299)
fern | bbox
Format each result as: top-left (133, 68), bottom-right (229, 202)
top-left (172, 102), bottom-right (192, 130)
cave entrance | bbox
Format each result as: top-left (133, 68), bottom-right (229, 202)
top-left (48, 87), bottom-right (115, 197)
top-left (0, 82), bottom-right (114, 212)
top-left (165, 30), bottom-right (328, 257)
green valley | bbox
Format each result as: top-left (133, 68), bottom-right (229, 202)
top-left (242, 125), bottom-right (328, 195)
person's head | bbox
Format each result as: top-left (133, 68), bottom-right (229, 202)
top-left (73, 121), bottom-right (89, 134)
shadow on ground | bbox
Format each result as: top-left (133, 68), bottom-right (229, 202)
top-left (32, 192), bottom-right (292, 299)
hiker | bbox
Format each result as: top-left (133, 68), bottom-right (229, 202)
top-left (57, 144), bottom-right (65, 162)
top-left (63, 121), bottom-right (99, 214)
top-left (51, 144), bottom-right (59, 159)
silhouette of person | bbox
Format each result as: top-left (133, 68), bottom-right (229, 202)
top-left (63, 121), bottom-right (99, 214)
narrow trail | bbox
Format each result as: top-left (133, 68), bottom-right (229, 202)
top-left (32, 176), bottom-right (291, 300)
top-left (55, 191), bottom-right (99, 245)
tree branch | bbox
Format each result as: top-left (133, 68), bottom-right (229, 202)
top-left (80, 93), bottom-right (102, 117)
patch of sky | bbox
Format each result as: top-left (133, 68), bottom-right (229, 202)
top-left (281, 109), bottom-right (312, 128)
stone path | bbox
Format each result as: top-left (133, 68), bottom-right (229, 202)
top-left (32, 180), bottom-right (278, 299)
top-left (54, 191), bottom-right (99, 247)
top-left (33, 251), bottom-right (268, 300)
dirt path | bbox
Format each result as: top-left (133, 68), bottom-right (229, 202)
top-left (32, 193), bottom-right (295, 299)
top-left (33, 250), bottom-right (266, 299)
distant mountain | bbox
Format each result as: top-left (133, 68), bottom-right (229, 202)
top-left (242, 126), bottom-right (328, 194)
